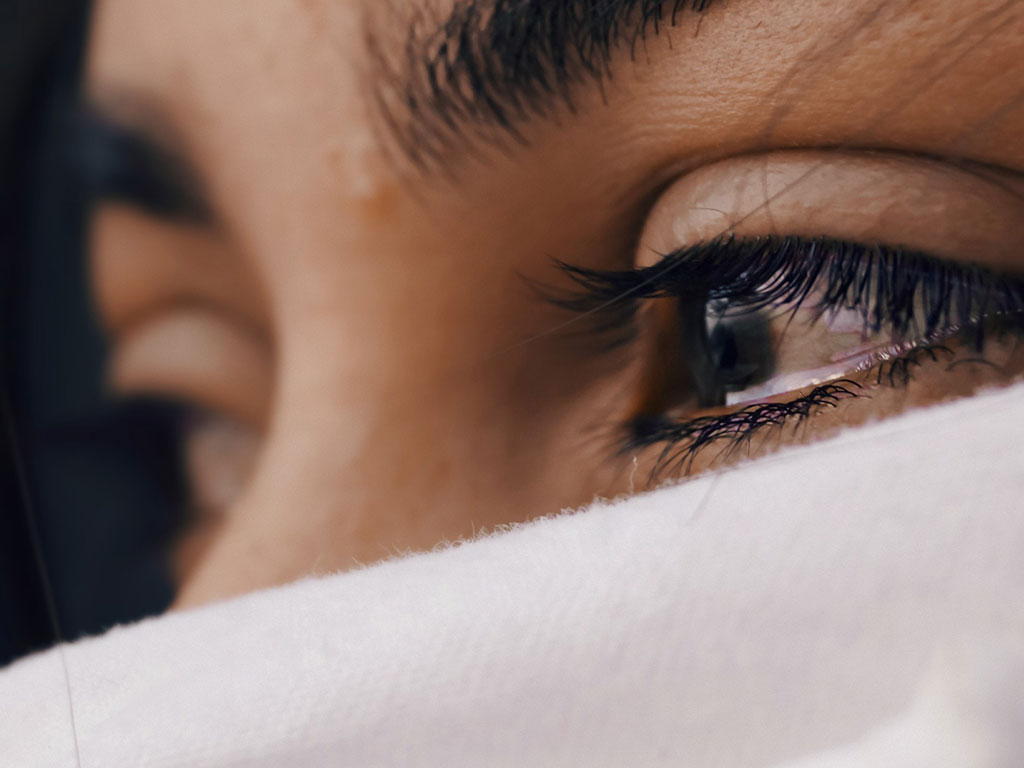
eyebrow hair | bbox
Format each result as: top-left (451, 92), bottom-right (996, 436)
top-left (368, 0), bottom-right (719, 170)
top-left (68, 107), bottom-right (211, 223)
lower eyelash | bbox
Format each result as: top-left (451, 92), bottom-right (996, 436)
top-left (626, 380), bottom-right (864, 479)
top-left (627, 337), bottom-right (1007, 481)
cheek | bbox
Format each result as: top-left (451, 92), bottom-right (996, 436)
top-left (173, 413), bottom-right (260, 581)
top-left (171, 296), bottom-right (636, 605)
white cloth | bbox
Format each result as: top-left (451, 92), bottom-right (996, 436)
top-left (1, 384), bottom-right (1023, 767)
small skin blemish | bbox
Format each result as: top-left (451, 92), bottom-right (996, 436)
top-left (352, 173), bottom-right (401, 222)
top-left (321, 123), bottom-right (404, 222)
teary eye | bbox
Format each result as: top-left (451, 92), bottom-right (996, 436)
top-left (555, 234), bottom-right (1024, 474)
top-left (546, 146), bottom-right (1024, 479)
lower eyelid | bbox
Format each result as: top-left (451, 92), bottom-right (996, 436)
top-left (626, 317), bottom-right (1024, 470)
top-left (725, 339), bottom-right (940, 406)
top-left (109, 308), bottom-right (273, 428)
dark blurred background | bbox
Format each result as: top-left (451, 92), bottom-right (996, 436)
top-left (1, 0), bottom-right (181, 667)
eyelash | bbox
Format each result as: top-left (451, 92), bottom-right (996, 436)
top-left (629, 380), bottom-right (864, 476)
top-left (553, 235), bottom-right (1024, 339)
top-left (549, 235), bottom-right (1024, 470)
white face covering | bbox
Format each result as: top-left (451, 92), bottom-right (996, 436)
top-left (3, 382), bottom-right (1023, 768)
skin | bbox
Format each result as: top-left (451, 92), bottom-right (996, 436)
top-left (84, 0), bottom-right (1024, 607)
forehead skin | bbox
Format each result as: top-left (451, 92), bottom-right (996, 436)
top-left (85, 0), bottom-right (1024, 603)
top-left (88, 0), bottom-right (1024, 189)
top-left (85, 0), bottom-right (1024, 340)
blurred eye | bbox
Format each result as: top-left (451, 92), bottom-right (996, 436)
top-left (108, 306), bottom-right (272, 429)
top-left (69, 103), bottom-right (274, 573)
top-left (90, 204), bottom-right (272, 524)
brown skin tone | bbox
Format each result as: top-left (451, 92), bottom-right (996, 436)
top-left (85, 0), bottom-right (1024, 607)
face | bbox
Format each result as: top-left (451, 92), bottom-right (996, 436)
top-left (82, 0), bottom-right (1024, 607)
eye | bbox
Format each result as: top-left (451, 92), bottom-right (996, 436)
top-left (90, 203), bottom-right (272, 551)
top-left (686, 237), bottom-right (1024, 408)
top-left (549, 151), bottom-right (1024, 477)
top-left (70, 103), bottom-right (275, 577)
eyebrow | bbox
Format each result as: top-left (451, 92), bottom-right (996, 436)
top-left (368, 0), bottom-right (719, 169)
top-left (69, 107), bottom-right (211, 224)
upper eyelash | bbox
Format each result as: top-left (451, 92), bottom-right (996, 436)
top-left (549, 235), bottom-right (1024, 344)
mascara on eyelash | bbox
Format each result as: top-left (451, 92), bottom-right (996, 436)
top-left (550, 235), bottom-right (1024, 346)
top-left (630, 380), bottom-right (864, 479)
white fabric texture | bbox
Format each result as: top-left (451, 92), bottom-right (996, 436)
top-left (1, 383), bottom-right (1023, 767)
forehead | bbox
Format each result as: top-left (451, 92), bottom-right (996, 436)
top-left (86, 0), bottom-right (1024, 185)
top-left (87, 0), bottom-right (396, 243)
top-left (86, 1), bottom-right (369, 139)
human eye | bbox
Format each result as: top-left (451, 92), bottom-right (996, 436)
top-left (76, 107), bottom-right (272, 552)
top-left (549, 151), bottom-right (1024, 478)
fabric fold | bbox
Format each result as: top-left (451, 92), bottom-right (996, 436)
top-left (2, 383), bottom-right (1023, 767)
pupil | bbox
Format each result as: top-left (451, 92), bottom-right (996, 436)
top-left (705, 308), bottom-right (775, 393)
top-left (709, 323), bottom-right (739, 370)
